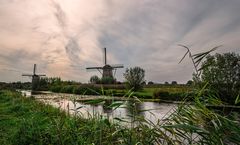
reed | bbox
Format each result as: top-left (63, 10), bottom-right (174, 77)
top-left (1, 89), bottom-right (239, 145)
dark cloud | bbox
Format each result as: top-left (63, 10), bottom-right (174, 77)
top-left (0, 0), bottom-right (240, 83)
top-left (65, 37), bottom-right (81, 63)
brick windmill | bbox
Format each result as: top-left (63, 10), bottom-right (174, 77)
top-left (22, 64), bottom-right (46, 92)
top-left (86, 48), bottom-right (124, 80)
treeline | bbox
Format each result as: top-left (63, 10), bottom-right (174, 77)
top-left (50, 84), bottom-right (194, 101)
top-left (49, 84), bottom-right (126, 96)
top-left (0, 82), bottom-right (31, 90)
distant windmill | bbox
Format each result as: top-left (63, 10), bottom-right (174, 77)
top-left (86, 48), bottom-right (124, 79)
top-left (22, 64), bottom-right (46, 92)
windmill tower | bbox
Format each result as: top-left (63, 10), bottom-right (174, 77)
top-left (22, 64), bottom-right (46, 92)
top-left (86, 48), bottom-right (124, 80)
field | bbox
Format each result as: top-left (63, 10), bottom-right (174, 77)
top-left (49, 84), bottom-right (193, 101)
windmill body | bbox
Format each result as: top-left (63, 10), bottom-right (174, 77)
top-left (102, 65), bottom-right (113, 78)
top-left (86, 48), bottom-right (124, 81)
top-left (22, 64), bottom-right (46, 92)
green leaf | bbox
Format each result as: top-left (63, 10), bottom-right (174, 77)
top-left (114, 117), bottom-right (130, 123)
top-left (84, 99), bottom-right (105, 105)
top-left (235, 94), bottom-right (240, 105)
top-left (108, 102), bottom-right (123, 109)
top-left (163, 124), bottom-right (209, 134)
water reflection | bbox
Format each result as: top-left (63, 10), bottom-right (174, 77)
top-left (39, 98), bottom-right (176, 125)
top-left (19, 90), bottom-right (32, 97)
top-left (102, 99), bottom-right (113, 115)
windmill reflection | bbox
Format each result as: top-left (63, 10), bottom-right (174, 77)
top-left (125, 100), bottom-right (144, 125)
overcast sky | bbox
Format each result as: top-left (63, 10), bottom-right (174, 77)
top-left (0, 0), bottom-right (240, 83)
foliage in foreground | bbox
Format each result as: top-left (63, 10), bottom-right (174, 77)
top-left (200, 52), bottom-right (240, 104)
top-left (179, 45), bottom-right (240, 105)
top-left (0, 91), bottom-right (113, 144)
top-left (1, 90), bottom-right (240, 145)
top-left (160, 85), bottom-right (240, 144)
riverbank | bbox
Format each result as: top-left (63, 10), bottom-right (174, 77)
top-left (0, 90), bottom-right (176, 144)
top-left (0, 91), bottom-right (124, 144)
top-left (1, 90), bottom-right (240, 144)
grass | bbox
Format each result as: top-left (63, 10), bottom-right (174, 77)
top-left (0, 91), bottom-right (116, 144)
top-left (49, 84), bottom-right (193, 101)
top-left (0, 90), bottom-right (163, 144)
top-left (103, 85), bottom-right (192, 101)
top-left (1, 89), bottom-right (240, 145)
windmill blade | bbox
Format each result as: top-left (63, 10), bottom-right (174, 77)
top-left (22, 74), bottom-right (33, 76)
top-left (33, 64), bottom-right (37, 75)
top-left (103, 47), bottom-right (107, 65)
top-left (112, 66), bottom-right (124, 68)
top-left (86, 67), bottom-right (103, 70)
top-left (111, 64), bottom-right (124, 68)
top-left (86, 68), bottom-right (103, 74)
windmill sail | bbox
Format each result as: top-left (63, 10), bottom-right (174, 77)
top-left (22, 64), bottom-right (46, 91)
top-left (86, 48), bottom-right (124, 81)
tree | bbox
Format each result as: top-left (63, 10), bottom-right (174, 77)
top-left (164, 81), bottom-right (169, 85)
top-left (200, 52), bottom-right (240, 104)
top-left (101, 76), bottom-right (115, 84)
top-left (90, 75), bottom-right (100, 84)
top-left (148, 81), bottom-right (154, 85)
top-left (171, 81), bottom-right (177, 85)
top-left (186, 80), bottom-right (193, 86)
top-left (123, 67), bottom-right (145, 91)
top-left (38, 77), bottom-right (48, 90)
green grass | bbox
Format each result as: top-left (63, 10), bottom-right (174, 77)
top-left (0, 91), bottom-right (117, 144)
top-left (104, 86), bottom-right (192, 100)
top-left (50, 84), bottom-right (193, 101)
top-left (143, 85), bottom-right (192, 94)
top-left (1, 89), bottom-right (239, 145)
top-left (0, 90), bottom-right (162, 144)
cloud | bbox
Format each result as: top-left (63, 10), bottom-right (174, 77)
top-left (0, 0), bottom-right (239, 83)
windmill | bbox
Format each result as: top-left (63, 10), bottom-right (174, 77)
top-left (22, 64), bottom-right (46, 92)
top-left (86, 48), bottom-right (124, 80)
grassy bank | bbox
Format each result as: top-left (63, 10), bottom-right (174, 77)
top-left (49, 84), bottom-right (193, 101)
top-left (0, 91), bottom-right (119, 144)
top-left (0, 90), bottom-right (167, 144)
top-left (1, 90), bottom-right (240, 144)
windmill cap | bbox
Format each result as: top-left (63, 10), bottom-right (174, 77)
top-left (103, 64), bottom-right (112, 69)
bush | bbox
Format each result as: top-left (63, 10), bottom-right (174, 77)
top-left (72, 86), bottom-right (84, 94)
top-left (60, 85), bottom-right (74, 93)
top-left (153, 90), bottom-right (187, 101)
top-left (200, 52), bottom-right (240, 104)
top-left (50, 85), bottom-right (62, 93)
top-left (101, 77), bottom-right (115, 84)
top-left (73, 85), bottom-right (101, 95)
top-left (90, 75), bottom-right (101, 84)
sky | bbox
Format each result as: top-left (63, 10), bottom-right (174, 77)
top-left (0, 0), bottom-right (240, 83)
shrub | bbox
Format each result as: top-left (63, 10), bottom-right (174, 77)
top-left (60, 85), bottom-right (74, 93)
top-left (153, 90), bottom-right (187, 101)
top-left (101, 77), bottom-right (115, 84)
top-left (90, 75), bottom-right (101, 84)
top-left (50, 85), bottom-right (62, 93)
top-left (73, 86), bottom-right (84, 94)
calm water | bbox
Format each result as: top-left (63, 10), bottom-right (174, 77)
top-left (19, 90), bottom-right (177, 124)
top-left (19, 90), bottom-right (32, 97)
top-left (39, 98), bottom-right (177, 124)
